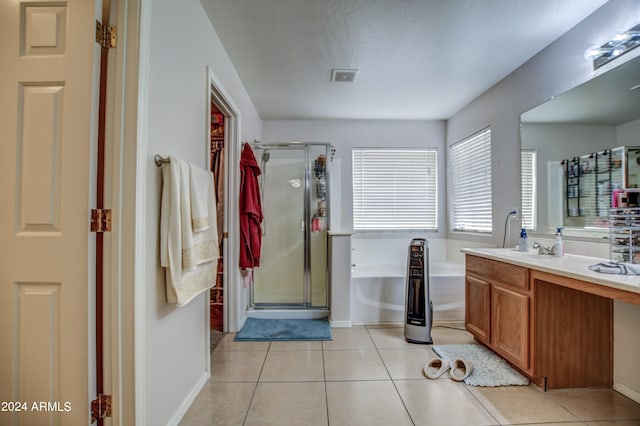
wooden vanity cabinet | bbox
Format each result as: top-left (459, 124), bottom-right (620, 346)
top-left (532, 271), bottom-right (613, 389)
top-left (465, 255), bottom-right (531, 372)
top-left (465, 254), bottom-right (616, 390)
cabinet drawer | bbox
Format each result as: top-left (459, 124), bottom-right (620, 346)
top-left (466, 255), bottom-right (529, 291)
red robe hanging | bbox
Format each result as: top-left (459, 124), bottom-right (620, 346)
top-left (239, 144), bottom-right (263, 269)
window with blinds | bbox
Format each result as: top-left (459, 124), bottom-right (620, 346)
top-left (450, 128), bottom-right (492, 233)
top-left (352, 149), bottom-right (437, 230)
top-left (521, 150), bottom-right (537, 230)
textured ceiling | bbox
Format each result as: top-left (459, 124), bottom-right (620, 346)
top-left (200, 0), bottom-right (610, 120)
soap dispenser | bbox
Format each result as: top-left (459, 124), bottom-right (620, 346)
top-left (518, 228), bottom-right (528, 252)
top-left (553, 227), bottom-right (564, 257)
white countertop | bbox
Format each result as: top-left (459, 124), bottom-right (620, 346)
top-left (461, 247), bottom-right (640, 295)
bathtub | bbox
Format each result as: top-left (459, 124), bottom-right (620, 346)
top-left (350, 261), bottom-right (465, 325)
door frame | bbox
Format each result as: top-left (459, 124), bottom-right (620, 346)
top-left (207, 66), bottom-right (242, 337)
top-left (103, 0), bottom-right (148, 424)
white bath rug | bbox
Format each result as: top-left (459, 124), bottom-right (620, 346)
top-left (432, 344), bottom-right (529, 387)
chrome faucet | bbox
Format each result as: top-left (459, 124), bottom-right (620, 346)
top-left (532, 242), bottom-right (554, 255)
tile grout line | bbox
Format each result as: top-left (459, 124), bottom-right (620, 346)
top-left (460, 384), bottom-right (501, 425)
top-left (433, 324), bottom-right (504, 425)
top-left (435, 326), bottom-right (503, 426)
top-left (241, 341), bottom-right (271, 426)
top-left (322, 340), bottom-right (331, 425)
top-left (541, 391), bottom-right (603, 425)
top-left (365, 326), bottom-right (417, 426)
top-left (459, 378), bottom-right (585, 425)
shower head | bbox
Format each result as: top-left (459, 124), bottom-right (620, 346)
top-left (261, 151), bottom-right (270, 163)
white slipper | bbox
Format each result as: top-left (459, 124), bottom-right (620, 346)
top-left (423, 357), bottom-right (450, 379)
top-left (450, 358), bottom-right (474, 382)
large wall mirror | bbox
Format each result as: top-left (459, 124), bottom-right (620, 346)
top-left (520, 56), bottom-right (640, 239)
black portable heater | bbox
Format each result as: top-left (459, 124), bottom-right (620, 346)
top-left (404, 238), bottom-right (433, 344)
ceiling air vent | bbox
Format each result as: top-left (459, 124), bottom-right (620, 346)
top-left (331, 69), bottom-right (358, 83)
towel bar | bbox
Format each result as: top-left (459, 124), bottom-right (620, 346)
top-left (155, 155), bottom-right (169, 167)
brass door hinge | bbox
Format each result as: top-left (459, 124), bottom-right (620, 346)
top-left (91, 209), bottom-right (112, 232)
top-left (96, 20), bottom-right (116, 48)
top-left (91, 394), bottom-right (112, 423)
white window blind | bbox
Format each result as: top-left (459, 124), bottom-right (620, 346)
top-left (352, 149), bottom-right (437, 230)
top-left (450, 128), bottom-right (492, 233)
top-left (521, 150), bottom-right (537, 230)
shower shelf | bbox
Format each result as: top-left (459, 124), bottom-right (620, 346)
top-left (609, 207), bottom-right (640, 263)
top-left (314, 155), bottom-right (327, 217)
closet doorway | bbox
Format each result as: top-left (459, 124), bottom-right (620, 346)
top-left (207, 66), bottom-right (242, 334)
top-left (209, 101), bottom-right (225, 332)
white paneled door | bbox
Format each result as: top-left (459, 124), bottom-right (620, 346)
top-left (0, 1), bottom-right (98, 425)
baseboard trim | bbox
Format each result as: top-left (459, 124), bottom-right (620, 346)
top-left (247, 309), bottom-right (329, 320)
top-left (167, 371), bottom-right (210, 426)
top-left (613, 380), bottom-right (640, 404)
top-left (329, 320), bottom-right (352, 328)
top-left (351, 321), bottom-right (402, 327)
top-left (349, 320), bottom-right (465, 328)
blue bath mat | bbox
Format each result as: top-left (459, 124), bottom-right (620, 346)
top-left (234, 318), bottom-right (332, 341)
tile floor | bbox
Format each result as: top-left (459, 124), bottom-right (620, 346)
top-left (181, 324), bottom-right (640, 426)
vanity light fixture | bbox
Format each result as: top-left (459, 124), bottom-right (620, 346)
top-left (584, 23), bottom-right (640, 69)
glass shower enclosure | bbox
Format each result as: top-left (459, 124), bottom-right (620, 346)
top-left (251, 142), bottom-right (331, 311)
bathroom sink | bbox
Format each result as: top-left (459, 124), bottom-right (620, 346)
top-left (490, 248), bottom-right (544, 258)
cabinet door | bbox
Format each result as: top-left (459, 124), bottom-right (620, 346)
top-left (491, 285), bottom-right (529, 369)
top-left (465, 275), bottom-right (490, 344)
top-left (534, 277), bottom-right (612, 389)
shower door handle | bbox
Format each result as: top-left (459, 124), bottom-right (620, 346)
top-left (301, 220), bottom-right (305, 232)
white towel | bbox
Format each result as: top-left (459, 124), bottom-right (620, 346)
top-left (180, 161), bottom-right (218, 271)
top-left (190, 164), bottom-right (212, 232)
top-left (160, 156), bottom-right (219, 307)
top-left (159, 156), bottom-right (180, 270)
top-left (589, 262), bottom-right (640, 275)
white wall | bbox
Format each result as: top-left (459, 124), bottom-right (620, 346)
top-left (142, 0), bottom-right (261, 423)
top-left (263, 119), bottom-right (447, 237)
top-left (447, 0), bottom-right (640, 403)
top-left (617, 117), bottom-right (640, 147)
